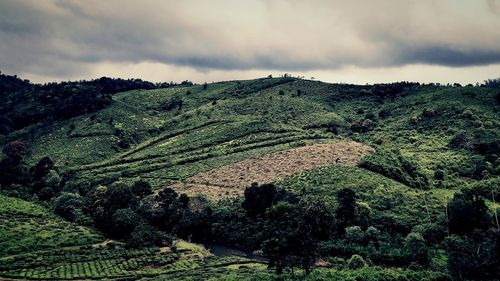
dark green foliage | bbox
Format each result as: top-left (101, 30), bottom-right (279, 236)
top-left (105, 181), bottom-right (137, 212)
top-left (370, 82), bottom-right (419, 99)
top-left (483, 77), bottom-right (500, 88)
top-left (446, 230), bottom-right (500, 280)
top-left (261, 198), bottom-right (335, 275)
top-left (447, 188), bottom-right (491, 236)
top-left (127, 223), bottom-right (171, 248)
top-left (179, 193), bottom-right (190, 207)
top-left (336, 188), bottom-right (357, 230)
top-left (449, 129), bottom-right (499, 155)
top-left (110, 208), bottom-right (139, 238)
top-left (242, 183), bottom-right (279, 217)
top-left (161, 96), bottom-right (183, 111)
top-left (403, 233), bottom-right (429, 266)
top-left (53, 193), bottom-right (83, 221)
top-left (360, 149), bottom-right (430, 189)
top-left (0, 72), bottom-right (191, 134)
top-left (351, 119), bottom-right (376, 133)
top-left (0, 140), bottom-right (29, 186)
top-left (131, 179), bottom-right (153, 197)
top-left (347, 254), bottom-right (366, 269)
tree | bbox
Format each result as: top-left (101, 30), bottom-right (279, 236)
top-left (242, 183), bottom-right (278, 217)
top-left (261, 202), bottom-right (296, 274)
top-left (261, 199), bottom-right (331, 276)
top-left (3, 140), bottom-right (27, 162)
top-left (30, 156), bottom-right (55, 182)
top-left (127, 223), bottom-right (171, 248)
top-left (104, 181), bottom-right (137, 213)
top-left (447, 230), bottom-right (499, 280)
top-left (403, 232), bottom-right (429, 266)
top-left (131, 179), bottom-right (153, 198)
top-left (336, 188), bottom-right (357, 231)
top-left (448, 189), bottom-right (490, 236)
top-left (111, 208), bottom-right (139, 238)
top-left (53, 193), bottom-right (83, 221)
top-left (0, 140), bottom-right (29, 186)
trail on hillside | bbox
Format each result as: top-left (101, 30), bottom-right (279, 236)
top-left (172, 141), bottom-right (374, 198)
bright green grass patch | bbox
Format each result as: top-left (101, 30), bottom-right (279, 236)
top-left (0, 195), bottom-right (102, 257)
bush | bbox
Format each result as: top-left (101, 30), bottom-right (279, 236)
top-left (351, 119), bottom-right (376, 133)
top-left (345, 226), bottom-right (365, 243)
top-left (347, 254), bottom-right (366, 269)
top-left (111, 208), bottom-right (139, 237)
top-left (131, 179), bottom-right (153, 197)
top-left (127, 223), bottom-right (171, 248)
top-left (53, 193), bottom-right (83, 221)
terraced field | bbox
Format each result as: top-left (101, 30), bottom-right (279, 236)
top-left (0, 241), bottom-right (267, 280)
top-left (173, 141), bottom-right (374, 198)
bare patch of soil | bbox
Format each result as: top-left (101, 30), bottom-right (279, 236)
top-left (173, 141), bottom-right (373, 198)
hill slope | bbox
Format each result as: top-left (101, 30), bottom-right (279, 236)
top-left (0, 76), bottom-right (499, 280)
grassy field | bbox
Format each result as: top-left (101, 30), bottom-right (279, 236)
top-left (0, 195), bottom-right (102, 257)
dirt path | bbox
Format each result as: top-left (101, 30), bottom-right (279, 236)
top-left (172, 141), bottom-right (373, 198)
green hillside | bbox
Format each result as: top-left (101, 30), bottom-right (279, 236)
top-left (0, 194), bottom-right (102, 256)
top-left (17, 77), bottom-right (498, 192)
top-left (0, 75), bottom-right (499, 280)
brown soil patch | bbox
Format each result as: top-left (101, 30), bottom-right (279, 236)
top-left (172, 141), bottom-right (373, 198)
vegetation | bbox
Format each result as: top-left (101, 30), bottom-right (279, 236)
top-left (0, 73), bottom-right (499, 280)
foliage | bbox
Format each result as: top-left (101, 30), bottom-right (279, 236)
top-left (360, 149), bottom-right (430, 189)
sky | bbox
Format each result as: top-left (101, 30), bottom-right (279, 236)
top-left (1, 0), bottom-right (500, 85)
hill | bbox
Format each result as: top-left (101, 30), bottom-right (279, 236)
top-left (0, 74), bottom-right (499, 280)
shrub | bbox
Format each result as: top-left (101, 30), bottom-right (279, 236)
top-left (111, 208), bottom-right (139, 237)
top-left (345, 226), bottom-right (365, 243)
top-left (131, 179), bottom-right (153, 198)
top-left (127, 223), bottom-right (171, 248)
top-left (160, 96), bottom-right (183, 111)
top-left (347, 254), bottom-right (366, 269)
top-left (351, 119), bottom-right (376, 133)
top-left (53, 193), bottom-right (83, 221)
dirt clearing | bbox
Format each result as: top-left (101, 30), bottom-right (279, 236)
top-left (173, 141), bottom-right (374, 198)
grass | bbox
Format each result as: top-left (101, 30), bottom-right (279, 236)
top-left (0, 195), bottom-right (102, 257)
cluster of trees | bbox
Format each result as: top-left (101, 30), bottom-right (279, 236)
top-left (53, 179), bottom-right (211, 248)
top-left (446, 188), bottom-right (499, 280)
top-left (0, 72), bottom-right (193, 134)
top-left (0, 140), bottom-right (62, 200)
top-left (370, 82), bottom-right (420, 100)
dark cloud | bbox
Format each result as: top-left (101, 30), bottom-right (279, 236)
top-left (1, 0), bottom-right (499, 81)
top-left (397, 46), bottom-right (500, 67)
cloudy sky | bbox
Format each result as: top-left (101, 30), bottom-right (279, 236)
top-left (1, 0), bottom-right (500, 84)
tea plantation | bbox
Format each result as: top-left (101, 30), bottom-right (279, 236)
top-left (1, 74), bottom-right (499, 280)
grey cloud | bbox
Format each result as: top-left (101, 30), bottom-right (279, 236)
top-left (1, 0), bottom-right (500, 79)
